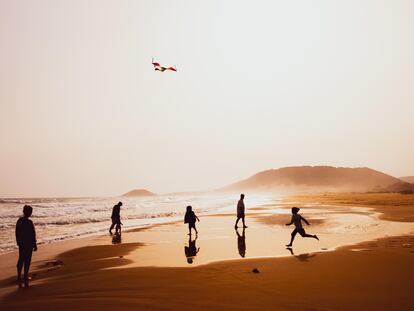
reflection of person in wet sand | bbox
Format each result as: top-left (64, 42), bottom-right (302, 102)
top-left (112, 232), bottom-right (122, 244)
top-left (236, 228), bottom-right (246, 258)
top-left (286, 207), bottom-right (319, 247)
top-left (184, 235), bottom-right (200, 264)
top-left (16, 205), bottom-right (37, 288)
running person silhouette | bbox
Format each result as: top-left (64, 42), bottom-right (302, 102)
top-left (286, 207), bottom-right (319, 247)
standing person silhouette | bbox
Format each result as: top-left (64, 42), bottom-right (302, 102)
top-left (109, 202), bottom-right (123, 235)
top-left (15, 205), bottom-right (37, 288)
top-left (184, 205), bottom-right (200, 236)
top-left (234, 194), bottom-right (248, 229)
top-left (286, 207), bottom-right (319, 247)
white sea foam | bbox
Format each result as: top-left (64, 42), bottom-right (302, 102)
top-left (0, 193), bottom-right (273, 253)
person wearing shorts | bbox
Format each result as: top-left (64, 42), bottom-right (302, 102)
top-left (286, 207), bottom-right (319, 247)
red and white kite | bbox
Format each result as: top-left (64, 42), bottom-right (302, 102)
top-left (152, 58), bottom-right (177, 72)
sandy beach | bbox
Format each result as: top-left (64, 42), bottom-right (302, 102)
top-left (1, 193), bottom-right (414, 310)
top-left (2, 1), bottom-right (413, 309)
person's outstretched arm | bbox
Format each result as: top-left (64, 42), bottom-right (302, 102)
top-left (301, 216), bottom-right (310, 226)
top-left (196, 215), bottom-right (200, 222)
top-left (285, 216), bottom-right (294, 226)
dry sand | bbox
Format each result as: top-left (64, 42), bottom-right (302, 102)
top-left (1, 193), bottom-right (414, 310)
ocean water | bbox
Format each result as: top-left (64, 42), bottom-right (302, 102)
top-left (0, 193), bottom-right (273, 253)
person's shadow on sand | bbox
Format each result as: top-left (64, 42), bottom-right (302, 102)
top-left (184, 235), bottom-right (200, 264)
top-left (236, 228), bottom-right (246, 258)
top-left (286, 247), bottom-right (316, 262)
top-left (112, 232), bottom-right (122, 245)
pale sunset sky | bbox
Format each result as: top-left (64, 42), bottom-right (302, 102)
top-left (0, 0), bottom-right (413, 197)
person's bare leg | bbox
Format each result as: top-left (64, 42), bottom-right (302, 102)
top-left (303, 233), bottom-right (319, 240)
top-left (23, 251), bottom-right (32, 288)
top-left (16, 254), bottom-right (23, 287)
top-left (242, 217), bottom-right (248, 228)
top-left (300, 230), bottom-right (319, 241)
top-left (235, 218), bottom-right (240, 229)
top-left (286, 230), bottom-right (298, 247)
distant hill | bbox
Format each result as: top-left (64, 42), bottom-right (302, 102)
top-left (379, 181), bottom-right (414, 194)
top-left (222, 166), bottom-right (401, 193)
top-left (122, 189), bottom-right (156, 197)
top-left (399, 176), bottom-right (414, 184)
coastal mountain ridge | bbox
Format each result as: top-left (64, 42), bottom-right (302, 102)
top-left (379, 181), bottom-right (414, 194)
top-left (222, 166), bottom-right (402, 193)
top-left (399, 176), bottom-right (414, 184)
top-left (122, 189), bottom-right (156, 197)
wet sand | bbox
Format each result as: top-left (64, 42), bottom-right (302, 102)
top-left (286, 192), bottom-right (414, 222)
top-left (1, 194), bottom-right (414, 310)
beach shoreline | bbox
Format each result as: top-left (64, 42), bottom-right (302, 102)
top-left (1, 193), bottom-right (414, 310)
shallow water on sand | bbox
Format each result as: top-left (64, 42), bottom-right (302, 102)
top-left (0, 194), bottom-right (273, 253)
top-left (108, 204), bottom-right (414, 267)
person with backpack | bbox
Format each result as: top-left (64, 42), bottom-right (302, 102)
top-left (184, 205), bottom-right (200, 235)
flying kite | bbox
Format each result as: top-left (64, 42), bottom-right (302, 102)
top-left (152, 58), bottom-right (177, 72)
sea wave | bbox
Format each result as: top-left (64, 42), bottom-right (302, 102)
top-left (0, 194), bottom-right (274, 253)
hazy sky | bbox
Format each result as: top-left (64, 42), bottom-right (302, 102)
top-left (1, 0), bottom-right (413, 197)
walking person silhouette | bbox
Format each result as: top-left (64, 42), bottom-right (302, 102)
top-left (184, 205), bottom-right (200, 236)
top-left (109, 202), bottom-right (123, 235)
top-left (235, 194), bottom-right (248, 229)
top-left (286, 207), bottom-right (319, 247)
top-left (15, 205), bottom-right (37, 288)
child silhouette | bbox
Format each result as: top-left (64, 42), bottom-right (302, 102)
top-left (286, 207), bottom-right (319, 247)
top-left (184, 205), bottom-right (200, 236)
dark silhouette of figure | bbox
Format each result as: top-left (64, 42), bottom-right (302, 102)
top-left (235, 194), bottom-right (248, 229)
top-left (109, 202), bottom-right (123, 235)
top-left (236, 228), bottom-right (246, 258)
top-left (184, 235), bottom-right (200, 264)
top-left (15, 205), bottom-right (37, 288)
top-left (286, 207), bottom-right (319, 247)
top-left (184, 205), bottom-right (200, 236)
top-left (112, 232), bottom-right (122, 244)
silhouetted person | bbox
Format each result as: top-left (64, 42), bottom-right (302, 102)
top-left (16, 205), bottom-right (37, 288)
top-left (184, 205), bottom-right (200, 235)
top-left (235, 194), bottom-right (247, 229)
top-left (184, 235), bottom-right (200, 264)
top-left (236, 228), bottom-right (246, 258)
top-left (286, 207), bottom-right (319, 247)
top-left (109, 202), bottom-right (123, 235)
